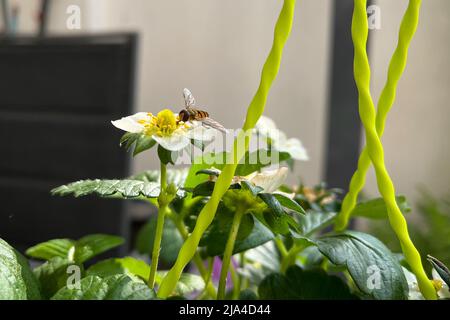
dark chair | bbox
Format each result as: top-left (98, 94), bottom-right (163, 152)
top-left (0, 33), bottom-right (137, 254)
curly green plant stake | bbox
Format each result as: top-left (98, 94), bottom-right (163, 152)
top-left (335, 0), bottom-right (422, 231)
top-left (157, 0), bottom-right (296, 298)
top-left (350, 0), bottom-right (436, 300)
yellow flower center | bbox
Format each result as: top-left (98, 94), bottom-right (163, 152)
top-left (138, 109), bottom-right (189, 137)
top-left (432, 279), bottom-right (443, 292)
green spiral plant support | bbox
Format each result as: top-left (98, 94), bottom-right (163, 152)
top-left (350, 0), bottom-right (436, 299)
top-left (335, 0), bottom-right (421, 229)
top-left (157, 0), bottom-right (296, 298)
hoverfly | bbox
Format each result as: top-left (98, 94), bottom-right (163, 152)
top-left (178, 88), bottom-right (227, 133)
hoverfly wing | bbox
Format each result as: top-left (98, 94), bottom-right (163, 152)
top-left (200, 117), bottom-right (228, 134)
top-left (183, 88), bottom-right (196, 108)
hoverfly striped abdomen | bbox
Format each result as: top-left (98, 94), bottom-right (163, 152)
top-left (178, 108), bottom-right (209, 122)
top-left (193, 109), bottom-right (209, 119)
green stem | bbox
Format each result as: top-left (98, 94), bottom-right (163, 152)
top-left (274, 237), bottom-right (288, 258)
top-left (195, 258), bottom-right (215, 300)
top-left (229, 263), bottom-right (241, 300)
top-left (239, 252), bottom-right (249, 290)
top-left (217, 208), bottom-right (245, 300)
top-left (239, 252), bottom-right (245, 269)
top-left (349, 0), bottom-right (435, 300)
top-left (148, 162), bottom-right (168, 288)
top-left (204, 258), bottom-right (214, 294)
top-left (157, 0), bottom-right (296, 298)
top-left (280, 244), bottom-right (303, 273)
top-left (335, 0), bottom-right (423, 231)
top-left (159, 161), bottom-right (167, 192)
top-left (320, 258), bottom-right (329, 272)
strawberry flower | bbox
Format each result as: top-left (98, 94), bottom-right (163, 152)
top-left (255, 116), bottom-right (309, 161)
top-left (237, 167), bottom-right (289, 194)
top-left (403, 267), bottom-right (450, 300)
top-left (112, 109), bottom-right (215, 152)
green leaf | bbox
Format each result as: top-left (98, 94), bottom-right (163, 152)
top-left (285, 267), bottom-right (357, 299)
top-left (120, 132), bottom-right (139, 150)
top-left (158, 144), bottom-right (178, 165)
top-left (298, 245), bottom-right (326, 269)
top-left (195, 168), bottom-right (221, 177)
top-left (26, 234), bottom-right (123, 264)
top-left (257, 273), bottom-right (293, 299)
top-left (52, 177), bottom-right (187, 200)
top-left (87, 257), bottom-right (150, 281)
top-left (192, 180), bottom-right (216, 198)
top-left (233, 218), bottom-right (275, 254)
top-left (201, 213), bottom-right (274, 257)
top-left (135, 217), bottom-right (183, 265)
top-left (273, 193), bottom-right (306, 215)
top-left (133, 136), bottom-right (156, 156)
top-left (351, 196), bottom-right (411, 220)
top-left (239, 241), bottom-right (280, 286)
top-left (130, 168), bottom-right (188, 187)
top-left (261, 210), bottom-right (288, 235)
top-left (239, 289), bottom-right (258, 300)
top-left (427, 255), bottom-right (450, 288)
top-left (52, 179), bottom-right (161, 199)
top-left (51, 274), bottom-right (155, 300)
top-left (74, 234), bottom-right (124, 263)
top-left (296, 211), bottom-right (337, 236)
top-left (258, 193), bottom-right (299, 235)
top-left (0, 238), bottom-right (41, 300)
top-left (235, 150), bottom-right (291, 176)
top-left (120, 132), bottom-right (156, 157)
top-left (191, 180), bottom-right (240, 198)
top-left (30, 235), bottom-right (126, 299)
top-left (241, 180), bottom-right (264, 196)
top-left (86, 257), bottom-right (202, 297)
top-left (156, 272), bottom-right (205, 296)
top-left (317, 231), bottom-right (408, 300)
top-left (258, 266), bottom-right (357, 300)
top-left (34, 257), bottom-right (81, 299)
top-left (258, 193), bottom-right (284, 216)
top-left (26, 239), bottom-right (75, 261)
top-left (103, 275), bottom-right (156, 300)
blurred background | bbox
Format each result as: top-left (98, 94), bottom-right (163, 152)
top-left (0, 0), bottom-right (448, 261)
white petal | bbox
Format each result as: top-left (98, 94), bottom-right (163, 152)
top-left (432, 269), bottom-right (450, 298)
top-left (186, 125), bottom-right (216, 141)
top-left (402, 267), bottom-right (424, 300)
top-left (276, 138), bottom-right (309, 161)
top-left (153, 134), bottom-right (190, 152)
top-left (256, 116), bottom-right (277, 132)
top-left (409, 290), bottom-right (425, 300)
top-left (247, 167), bottom-right (288, 193)
top-left (438, 284), bottom-right (450, 299)
top-left (255, 116), bottom-right (280, 140)
top-left (111, 112), bottom-right (148, 133)
top-left (403, 267), bottom-right (418, 284)
top-left (255, 116), bottom-right (309, 162)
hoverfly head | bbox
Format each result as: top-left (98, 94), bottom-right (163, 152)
top-left (178, 109), bottom-right (190, 123)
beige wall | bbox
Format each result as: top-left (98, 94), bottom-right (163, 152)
top-left (367, 0), bottom-right (450, 204)
top-left (12, 0), bottom-right (450, 206)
